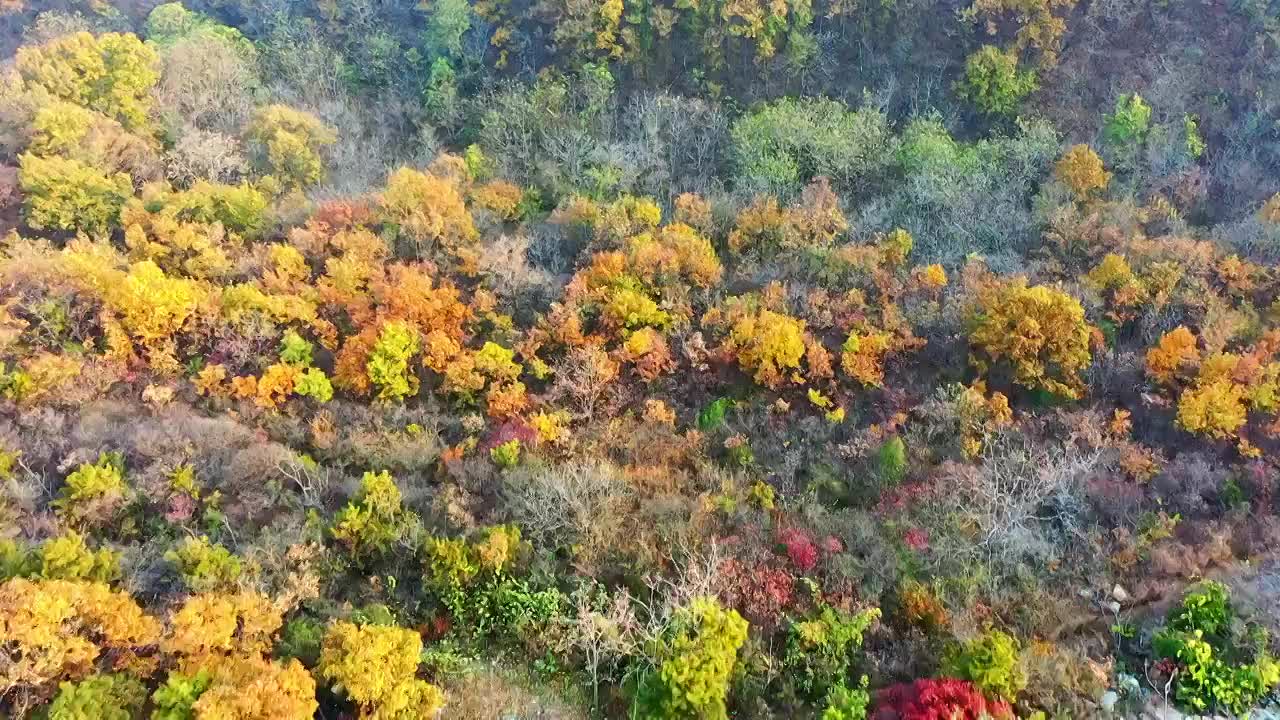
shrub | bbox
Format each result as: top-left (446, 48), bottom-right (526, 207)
top-left (164, 535), bottom-right (242, 592)
top-left (783, 604), bottom-right (880, 699)
top-left (319, 621), bottom-right (446, 719)
top-left (967, 279), bottom-right (1092, 400)
top-left (941, 629), bottom-right (1026, 703)
top-left (331, 471), bottom-right (419, 561)
top-left (957, 46), bottom-right (1037, 117)
top-left (1151, 581), bottom-right (1280, 715)
top-left (46, 672), bottom-right (147, 720)
top-left (39, 531), bottom-right (119, 583)
top-left (293, 368), bottom-right (334, 403)
top-left (635, 597), bottom-right (749, 720)
top-left (873, 677), bottom-right (1014, 719)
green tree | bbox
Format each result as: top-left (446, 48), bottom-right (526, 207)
top-left (424, 0), bottom-right (472, 59)
top-left (957, 45), bottom-right (1038, 117)
top-left (731, 97), bottom-right (895, 195)
top-left (1103, 93), bottom-right (1151, 146)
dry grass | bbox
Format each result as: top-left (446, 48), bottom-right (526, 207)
top-left (440, 665), bottom-right (589, 720)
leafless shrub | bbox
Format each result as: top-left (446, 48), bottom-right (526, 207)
top-left (479, 233), bottom-right (557, 317)
top-left (501, 460), bottom-right (633, 565)
top-left (623, 93), bottom-right (731, 203)
top-left (929, 431), bottom-right (1101, 574)
top-left (165, 128), bottom-right (248, 186)
top-left (154, 36), bottom-right (260, 135)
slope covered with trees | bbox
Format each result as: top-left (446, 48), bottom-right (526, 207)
top-left (0, 1), bottom-right (1278, 718)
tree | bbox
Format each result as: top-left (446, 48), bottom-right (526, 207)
top-left (379, 166), bottom-right (478, 265)
top-left (15, 32), bottom-right (160, 132)
top-left (731, 98), bottom-right (894, 195)
top-left (968, 279), bottom-right (1092, 399)
top-left (725, 307), bottom-right (808, 389)
top-left (246, 105), bottom-right (336, 188)
top-left (1054, 144), bottom-right (1110, 199)
top-left (957, 46), bottom-right (1038, 117)
top-left (635, 597), bottom-right (748, 720)
top-left (0, 578), bottom-right (160, 712)
top-left (318, 621), bottom-right (446, 719)
top-left (331, 471), bottom-right (419, 561)
top-left (18, 153), bottom-right (132, 234)
top-left (423, 0), bottom-right (472, 59)
top-left (1103, 93), bottom-right (1151, 146)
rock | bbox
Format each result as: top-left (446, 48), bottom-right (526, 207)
top-left (1102, 600), bottom-right (1121, 614)
top-left (1113, 584), bottom-right (1130, 603)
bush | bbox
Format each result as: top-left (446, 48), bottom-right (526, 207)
top-left (46, 673), bottom-right (146, 720)
top-left (635, 597), bottom-right (749, 720)
top-left (1151, 581), bottom-right (1280, 715)
top-left (731, 97), bottom-right (895, 196)
top-left (319, 621), bottom-right (447, 718)
top-left (940, 629), bottom-right (1026, 703)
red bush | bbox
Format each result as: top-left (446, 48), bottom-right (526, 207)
top-left (717, 557), bottom-right (795, 629)
top-left (873, 678), bottom-right (1013, 720)
top-left (777, 528), bottom-right (819, 572)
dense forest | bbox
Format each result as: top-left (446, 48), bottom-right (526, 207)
top-left (0, 0), bottom-right (1279, 718)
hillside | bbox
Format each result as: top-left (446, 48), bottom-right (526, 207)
top-left (0, 1), bottom-right (1278, 718)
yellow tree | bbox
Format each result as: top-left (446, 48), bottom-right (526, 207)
top-left (1055, 144), bottom-right (1111, 200)
top-left (319, 621), bottom-right (446, 718)
top-left (246, 105), bottom-right (337, 189)
top-left (968, 278), bottom-right (1092, 399)
top-left (14, 32), bottom-right (160, 132)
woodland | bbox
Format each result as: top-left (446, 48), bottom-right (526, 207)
top-left (0, 0), bottom-right (1279, 718)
